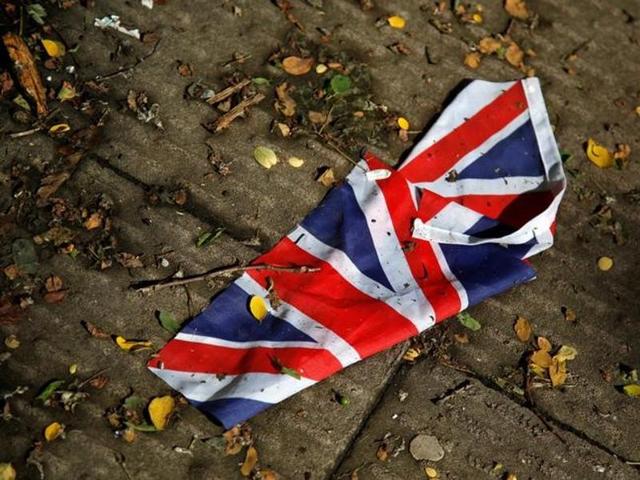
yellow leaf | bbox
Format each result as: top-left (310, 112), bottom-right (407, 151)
top-left (148, 395), bottom-right (175, 430)
top-left (514, 316), bottom-right (532, 343)
top-left (253, 146), bottom-right (278, 169)
top-left (471, 13), bottom-right (483, 23)
top-left (504, 0), bottom-right (529, 19)
top-left (115, 335), bottom-right (153, 352)
top-left (623, 384), bottom-right (640, 397)
top-left (249, 295), bottom-right (268, 322)
top-left (44, 421), bottom-right (64, 441)
top-left (586, 138), bottom-right (614, 168)
top-left (537, 336), bottom-right (552, 352)
top-left (549, 358), bottom-right (567, 387)
top-left (122, 428), bottom-right (137, 443)
top-left (282, 56), bottom-right (314, 76)
top-left (464, 52), bottom-right (482, 69)
top-left (397, 117), bottom-right (410, 130)
top-left (505, 473), bottom-right (518, 480)
top-left (317, 167), bottom-right (336, 187)
top-left (425, 467), bottom-right (438, 478)
top-left (554, 345), bottom-right (577, 362)
top-left (42, 39), bottom-right (66, 58)
top-left (69, 363), bottom-right (78, 375)
top-left (0, 463), bottom-right (16, 480)
top-left (4, 335), bottom-right (20, 349)
top-left (478, 37), bottom-right (502, 54)
top-left (315, 64), bottom-right (328, 74)
top-left (403, 347), bottom-right (421, 362)
top-left (529, 363), bottom-right (546, 378)
top-left (240, 446), bottom-right (258, 476)
top-left (388, 15), bottom-right (406, 29)
top-left (597, 256), bottom-right (613, 271)
top-left (83, 212), bottom-right (103, 230)
top-left (287, 157), bottom-right (304, 168)
top-left (49, 123), bottom-right (70, 135)
top-left (530, 349), bottom-right (552, 369)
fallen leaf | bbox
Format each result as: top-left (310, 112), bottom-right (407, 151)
top-left (464, 52), bottom-right (482, 69)
top-left (504, 0), bottom-right (529, 19)
top-left (425, 467), bottom-right (439, 479)
top-left (554, 345), bottom-right (577, 362)
top-left (397, 117), bottom-right (410, 130)
top-left (249, 295), bottom-right (268, 322)
top-left (240, 446), bottom-right (258, 476)
top-left (403, 347), bottom-right (421, 362)
top-left (330, 74), bottom-right (351, 94)
top-left (530, 349), bottom-right (552, 369)
top-left (561, 306), bottom-right (576, 322)
top-left (115, 336), bottom-right (153, 352)
top-left (308, 110), bottom-right (327, 124)
top-left (0, 463), bottom-right (16, 480)
top-left (4, 335), bottom-right (20, 349)
top-left (253, 146), bottom-right (278, 169)
top-left (115, 252), bottom-right (144, 268)
top-left (122, 428), bottom-right (137, 443)
top-left (49, 123), bottom-right (71, 135)
top-left (84, 212), bottom-right (103, 230)
top-left (597, 256), bottom-right (613, 271)
top-left (316, 167), bottom-right (336, 187)
top-left (223, 424), bottom-right (253, 455)
top-left (315, 63), bottom-right (328, 74)
top-left (505, 473), bottom-right (518, 480)
top-left (282, 56), bottom-right (314, 75)
top-left (82, 320), bottom-right (110, 339)
top-left (537, 336), bottom-right (552, 352)
top-left (454, 332), bottom-right (469, 344)
top-left (504, 42), bottom-right (524, 67)
top-left (158, 310), bottom-right (180, 334)
top-left (478, 37), bottom-right (502, 54)
top-left (196, 228), bottom-right (225, 247)
top-left (387, 15), bottom-right (406, 29)
top-left (88, 374), bottom-right (109, 389)
top-left (2, 33), bottom-right (48, 117)
top-left (376, 443), bottom-right (389, 461)
top-left (623, 384), bottom-right (640, 398)
top-left (177, 61), bottom-right (193, 77)
top-left (57, 81), bottom-right (77, 102)
top-left (43, 275), bottom-right (66, 304)
top-left (275, 82), bottom-right (296, 117)
top-left (287, 157), bottom-right (304, 168)
top-left (456, 311), bottom-right (481, 331)
top-left (44, 421), bottom-right (64, 441)
top-left (68, 364), bottom-right (78, 375)
top-left (514, 316), bottom-right (532, 342)
top-left (36, 380), bottom-right (65, 402)
top-left (549, 358), bottom-right (567, 387)
top-left (148, 395), bottom-right (175, 430)
top-left (42, 39), bottom-right (66, 58)
top-left (586, 138), bottom-right (614, 168)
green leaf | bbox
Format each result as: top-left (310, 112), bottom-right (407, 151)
top-left (157, 310), bottom-right (180, 334)
top-left (196, 228), bottom-right (225, 248)
top-left (330, 74), bottom-right (352, 94)
top-left (251, 77), bottom-right (271, 86)
top-left (36, 380), bottom-right (65, 402)
top-left (27, 4), bottom-right (47, 25)
top-left (281, 366), bottom-right (301, 380)
top-left (123, 395), bottom-right (145, 412)
top-left (456, 311), bottom-right (481, 331)
top-left (125, 421), bottom-right (158, 432)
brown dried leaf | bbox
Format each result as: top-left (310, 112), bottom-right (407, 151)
top-left (282, 56), bottom-right (314, 75)
top-left (36, 172), bottom-right (71, 206)
top-left (240, 446), bottom-right (258, 476)
top-left (530, 349), bottom-right (552, 369)
top-left (88, 374), bottom-right (109, 389)
top-left (275, 82), bottom-right (296, 117)
top-left (514, 316), bottom-right (532, 342)
top-left (504, 0), bottom-right (530, 19)
top-left (115, 252), bottom-right (144, 269)
top-left (505, 42), bottom-right (524, 67)
top-left (478, 37), bottom-right (502, 55)
top-left (2, 33), bottom-right (48, 117)
top-left (81, 320), bottom-right (110, 339)
top-left (537, 336), bottom-right (552, 352)
top-left (316, 167), bottom-right (336, 187)
top-left (464, 52), bottom-right (482, 69)
top-left (83, 212), bottom-right (103, 230)
top-left (549, 358), bottom-right (567, 387)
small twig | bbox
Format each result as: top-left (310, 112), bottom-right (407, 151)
top-left (8, 126), bottom-right (42, 138)
top-left (113, 452), bottom-right (133, 480)
top-left (131, 263), bottom-right (320, 294)
top-left (76, 367), bottom-right (110, 390)
top-left (222, 53), bottom-right (252, 68)
top-left (209, 92), bottom-right (265, 132)
top-left (314, 132), bottom-right (364, 170)
top-left (95, 39), bottom-right (161, 82)
top-left (206, 78), bottom-right (251, 105)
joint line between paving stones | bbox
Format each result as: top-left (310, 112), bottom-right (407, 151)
top-left (451, 362), bottom-right (640, 467)
top-left (326, 345), bottom-right (410, 480)
top-left (89, 153), bottom-right (264, 250)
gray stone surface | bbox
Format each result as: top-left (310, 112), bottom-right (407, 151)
top-left (1, 0), bottom-right (640, 479)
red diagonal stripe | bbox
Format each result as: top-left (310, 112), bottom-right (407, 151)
top-left (248, 237), bottom-right (420, 358)
top-left (149, 339), bottom-right (342, 381)
top-left (400, 81), bottom-right (527, 183)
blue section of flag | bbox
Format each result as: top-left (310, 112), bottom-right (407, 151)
top-left (191, 397), bottom-right (272, 429)
top-left (441, 243), bottom-right (536, 307)
top-left (181, 283), bottom-right (317, 344)
top-left (457, 120), bottom-right (544, 180)
top-left (300, 183), bottom-right (394, 290)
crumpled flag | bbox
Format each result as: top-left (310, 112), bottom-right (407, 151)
top-left (148, 78), bottom-right (566, 428)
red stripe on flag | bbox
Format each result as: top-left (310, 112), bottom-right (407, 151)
top-left (149, 339), bottom-right (342, 381)
top-left (400, 81), bottom-right (527, 183)
top-left (249, 238), bottom-right (420, 358)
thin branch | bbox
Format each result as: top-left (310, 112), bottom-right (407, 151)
top-left (209, 92), bottom-right (265, 132)
top-left (205, 78), bottom-right (251, 105)
top-left (131, 263), bottom-right (320, 294)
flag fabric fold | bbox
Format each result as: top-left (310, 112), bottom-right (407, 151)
top-left (148, 78), bottom-right (566, 429)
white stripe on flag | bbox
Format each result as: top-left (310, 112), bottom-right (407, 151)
top-left (235, 274), bottom-right (361, 367)
top-left (401, 80), bottom-right (517, 170)
top-left (290, 225), bottom-right (434, 332)
top-left (412, 175), bottom-right (547, 197)
top-left (423, 201), bottom-right (484, 235)
top-left (149, 367), bottom-right (316, 403)
top-left (175, 332), bottom-right (323, 351)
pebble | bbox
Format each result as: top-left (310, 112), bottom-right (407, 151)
top-left (409, 434), bottom-right (445, 462)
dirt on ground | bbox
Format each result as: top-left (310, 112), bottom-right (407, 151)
top-left (1, 0), bottom-right (640, 479)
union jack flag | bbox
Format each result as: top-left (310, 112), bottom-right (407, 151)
top-left (148, 78), bottom-right (566, 428)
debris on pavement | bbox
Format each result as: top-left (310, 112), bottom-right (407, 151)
top-left (94, 15), bottom-right (141, 40)
top-left (409, 434), bottom-right (445, 462)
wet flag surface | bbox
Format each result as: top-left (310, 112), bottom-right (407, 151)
top-left (148, 78), bottom-right (566, 428)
